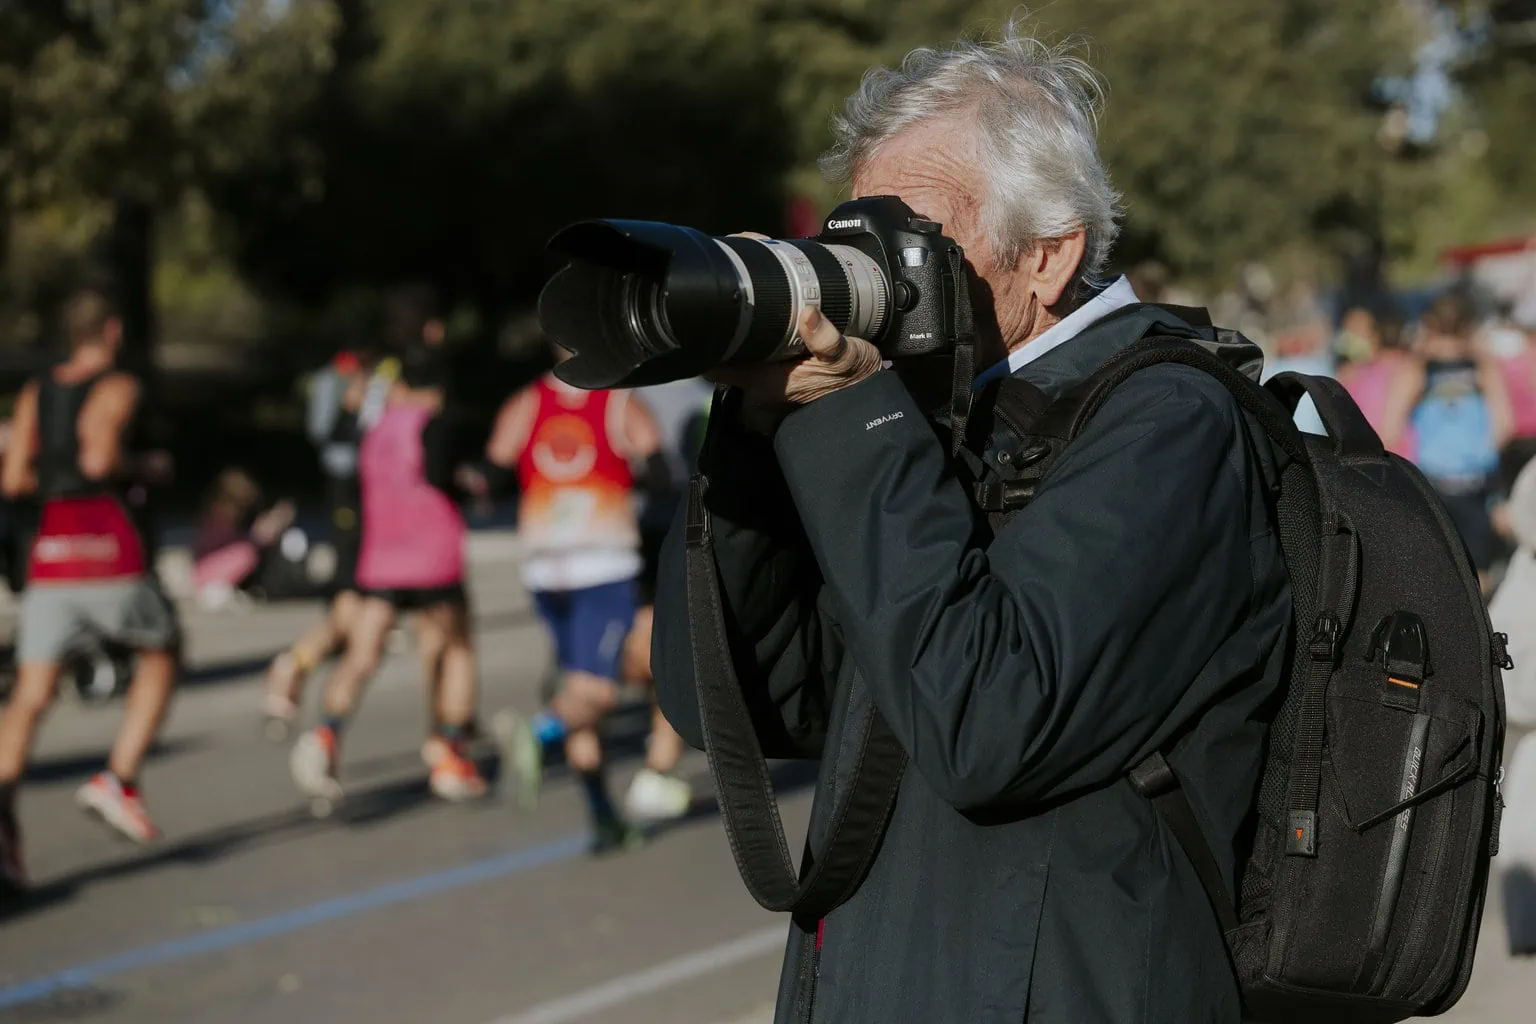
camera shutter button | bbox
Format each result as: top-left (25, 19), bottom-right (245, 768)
top-left (908, 218), bottom-right (942, 233)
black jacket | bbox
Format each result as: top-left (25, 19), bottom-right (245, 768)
top-left (653, 303), bottom-right (1292, 1023)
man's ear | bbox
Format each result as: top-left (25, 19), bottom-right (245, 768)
top-left (1026, 229), bottom-right (1086, 309)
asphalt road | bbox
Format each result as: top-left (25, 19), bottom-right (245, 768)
top-left (0, 559), bottom-right (1528, 1023)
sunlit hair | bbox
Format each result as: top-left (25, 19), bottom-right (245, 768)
top-left (821, 20), bottom-right (1123, 299)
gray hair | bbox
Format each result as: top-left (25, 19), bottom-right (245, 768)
top-left (821, 24), bottom-right (1123, 297)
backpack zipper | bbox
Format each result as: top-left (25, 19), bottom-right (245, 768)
top-left (1395, 777), bottom-right (1454, 995)
top-left (1361, 711), bottom-right (1431, 988)
top-left (1491, 766), bottom-right (1505, 858)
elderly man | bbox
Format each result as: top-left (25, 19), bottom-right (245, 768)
top-left (652, 26), bottom-right (1289, 1024)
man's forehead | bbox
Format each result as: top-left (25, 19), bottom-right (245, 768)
top-left (851, 119), bottom-right (981, 230)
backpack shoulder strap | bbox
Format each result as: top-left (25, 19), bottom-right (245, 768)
top-left (966, 336), bottom-right (1311, 528)
top-left (1055, 335), bottom-right (1311, 463)
top-left (1266, 371), bottom-right (1383, 461)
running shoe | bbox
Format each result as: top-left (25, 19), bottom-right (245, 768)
top-left (290, 726), bottom-right (343, 804)
top-left (0, 807), bottom-right (26, 894)
top-left (420, 719), bottom-right (483, 770)
top-left (493, 710), bottom-right (544, 810)
top-left (75, 773), bottom-right (159, 844)
top-left (429, 749), bottom-right (489, 802)
top-left (623, 769), bottom-right (694, 824)
top-left (590, 816), bottom-right (645, 856)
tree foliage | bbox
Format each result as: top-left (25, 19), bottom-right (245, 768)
top-left (2, 0), bottom-right (1533, 356)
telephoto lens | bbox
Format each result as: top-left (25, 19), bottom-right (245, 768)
top-left (537, 196), bottom-right (964, 389)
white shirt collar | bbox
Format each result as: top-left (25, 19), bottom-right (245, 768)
top-left (973, 275), bottom-right (1141, 387)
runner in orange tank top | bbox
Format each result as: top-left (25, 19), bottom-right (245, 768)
top-left (477, 346), bottom-right (685, 853)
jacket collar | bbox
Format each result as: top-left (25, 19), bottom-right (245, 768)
top-left (1011, 302), bottom-right (1266, 400)
top-left (973, 276), bottom-right (1142, 389)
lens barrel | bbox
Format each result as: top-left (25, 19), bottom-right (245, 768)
top-left (539, 222), bottom-right (890, 389)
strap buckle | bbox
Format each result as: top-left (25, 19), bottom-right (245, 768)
top-left (1309, 611), bottom-right (1341, 663)
top-left (1366, 611), bottom-right (1430, 712)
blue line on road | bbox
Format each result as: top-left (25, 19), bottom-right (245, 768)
top-left (0, 831), bottom-right (590, 1011)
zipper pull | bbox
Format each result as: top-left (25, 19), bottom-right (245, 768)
top-left (1491, 766), bottom-right (1505, 859)
top-left (1492, 632), bottom-right (1513, 671)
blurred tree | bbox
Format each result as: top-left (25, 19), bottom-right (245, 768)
top-left (1458, 0), bottom-right (1536, 211)
top-left (5, 0), bottom-right (1529, 365)
top-left (202, 0), bottom-right (792, 335)
top-left (0, 0), bottom-right (336, 359)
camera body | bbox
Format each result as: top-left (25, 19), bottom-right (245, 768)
top-left (808, 195), bottom-right (964, 360)
top-left (537, 195), bottom-right (970, 389)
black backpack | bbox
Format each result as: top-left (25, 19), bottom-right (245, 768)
top-left (684, 330), bottom-right (1508, 1024)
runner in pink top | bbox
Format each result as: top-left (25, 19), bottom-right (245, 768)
top-left (289, 346), bottom-right (487, 812)
top-left (1337, 308), bottom-right (1417, 461)
top-left (1498, 339), bottom-right (1536, 493)
top-left (355, 401), bottom-right (466, 592)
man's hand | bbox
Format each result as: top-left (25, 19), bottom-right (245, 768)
top-left (710, 305), bottom-right (882, 428)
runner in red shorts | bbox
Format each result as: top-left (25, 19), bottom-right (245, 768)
top-left (0, 289), bottom-right (180, 892)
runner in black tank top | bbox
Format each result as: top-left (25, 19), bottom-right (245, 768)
top-left (0, 289), bottom-right (181, 890)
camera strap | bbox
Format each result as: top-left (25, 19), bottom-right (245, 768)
top-left (946, 245), bottom-right (978, 456)
top-left (684, 472), bottom-right (908, 920)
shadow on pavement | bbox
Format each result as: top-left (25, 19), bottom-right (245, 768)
top-left (181, 652), bottom-right (284, 688)
top-left (176, 604), bottom-right (535, 690)
top-left (0, 718), bottom-right (819, 927)
top-left (23, 736), bottom-right (207, 786)
top-left (0, 752), bottom-right (506, 927)
top-left (0, 982), bottom-right (122, 1023)
top-left (0, 802), bottom-right (328, 926)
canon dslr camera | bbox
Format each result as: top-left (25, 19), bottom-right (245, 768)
top-left (538, 196), bottom-right (970, 389)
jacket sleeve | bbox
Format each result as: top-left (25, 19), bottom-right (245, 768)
top-left (772, 368), bottom-right (1256, 809)
top-left (652, 395), bottom-right (836, 759)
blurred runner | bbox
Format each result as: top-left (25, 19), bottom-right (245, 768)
top-left (261, 346), bottom-right (396, 741)
top-left (289, 342), bottom-right (486, 810)
top-left (487, 355), bottom-right (667, 853)
top-left (621, 379), bottom-right (712, 823)
top-left (1337, 306), bottom-right (1417, 460)
top-left (1493, 310), bottom-right (1536, 495)
top-left (0, 288), bottom-right (181, 889)
top-left (192, 468), bottom-right (295, 610)
top-left (1383, 293), bottom-right (1513, 593)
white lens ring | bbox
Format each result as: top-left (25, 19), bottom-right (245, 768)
top-left (758, 241), bottom-right (822, 354)
top-left (823, 245), bottom-right (889, 342)
top-left (713, 241), bottom-right (757, 357)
